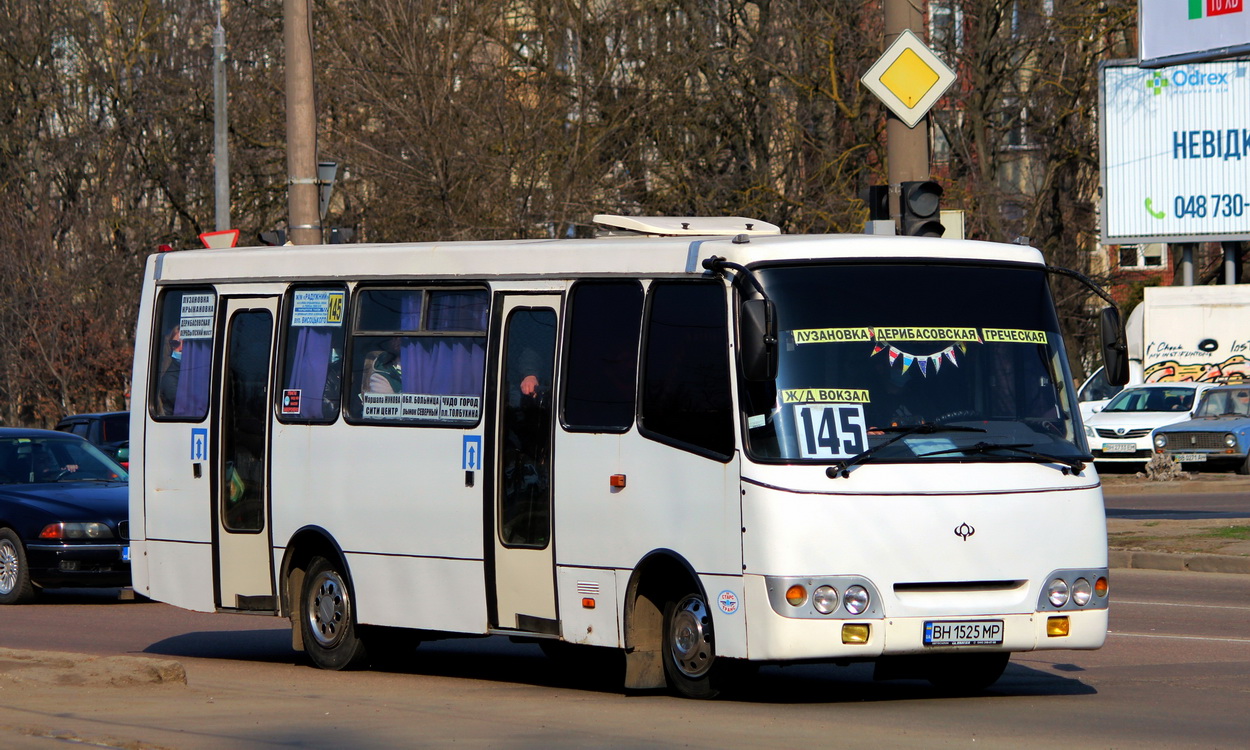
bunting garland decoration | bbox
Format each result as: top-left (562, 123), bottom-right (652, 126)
top-left (876, 343), bottom-right (962, 376)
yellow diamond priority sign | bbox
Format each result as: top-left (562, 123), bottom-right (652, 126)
top-left (861, 29), bottom-right (956, 129)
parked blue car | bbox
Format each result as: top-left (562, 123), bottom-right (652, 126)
top-left (0, 428), bottom-right (129, 604)
top-left (1151, 385), bottom-right (1250, 475)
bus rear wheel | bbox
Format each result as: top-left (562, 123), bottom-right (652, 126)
top-left (300, 556), bottom-right (369, 670)
top-left (663, 591), bottom-right (723, 699)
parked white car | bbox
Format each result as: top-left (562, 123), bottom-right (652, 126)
top-left (1084, 383), bottom-right (1215, 465)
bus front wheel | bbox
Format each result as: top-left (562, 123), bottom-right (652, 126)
top-left (663, 591), bottom-right (723, 699)
top-left (300, 556), bottom-right (369, 670)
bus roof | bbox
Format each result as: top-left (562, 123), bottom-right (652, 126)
top-left (149, 231), bottom-right (1046, 284)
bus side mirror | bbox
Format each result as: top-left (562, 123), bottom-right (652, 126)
top-left (740, 298), bottom-right (778, 381)
top-left (1100, 306), bottom-right (1129, 386)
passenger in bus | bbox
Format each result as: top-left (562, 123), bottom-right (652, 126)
top-left (362, 338), bottom-right (403, 394)
top-left (157, 325), bottom-right (182, 415)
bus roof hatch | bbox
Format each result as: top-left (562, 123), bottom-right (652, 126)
top-left (592, 214), bottom-right (781, 237)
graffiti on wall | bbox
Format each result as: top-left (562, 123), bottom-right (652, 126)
top-left (1145, 355), bottom-right (1250, 383)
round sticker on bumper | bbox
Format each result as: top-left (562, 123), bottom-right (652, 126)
top-left (717, 590), bottom-right (739, 615)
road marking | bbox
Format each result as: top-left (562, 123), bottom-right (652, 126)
top-left (1108, 631), bottom-right (1250, 644)
top-left (1113, 599), bottom-right (1250, 612)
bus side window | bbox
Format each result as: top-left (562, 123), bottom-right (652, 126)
top-left (279, 287), bottom-right (348, 423)
top-left (150, 288), bottom-right (216, 421)
top-left (348, 287), bottom-right (489, 424)
top-left (639, 281), bottom-right (733, 459)
top-left (562, 280), bottom-right (643, 432)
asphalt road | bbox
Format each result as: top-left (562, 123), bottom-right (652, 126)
top-left (1105, 490), bottom-right (1250, 520)
top-left (1, 567), bottom-right (1248, 749)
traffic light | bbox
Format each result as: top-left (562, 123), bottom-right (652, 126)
top-left (861, 185), bottom-right (890, 221)
top-left (900, 181), bottom-right (945, 237)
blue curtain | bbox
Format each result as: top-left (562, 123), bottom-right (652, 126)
top-left (173, 339), bottom-right (212, 418)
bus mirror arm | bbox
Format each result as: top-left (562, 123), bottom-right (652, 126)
top-left (703, 256), bottom-right (778, 381)
top-left (1045, 265), bottom-right (1129, 386)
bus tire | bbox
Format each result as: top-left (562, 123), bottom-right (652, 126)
top-left (662, 590), bottom-right (723, 699)
top-left (300, 555), bottom-right (369, 670)
top-left (0, 529), bottom-right (36, 605)
top-left (925, 652), bottom-right (1010, 693)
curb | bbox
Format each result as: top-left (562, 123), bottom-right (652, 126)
top-left (0, 647), bottom-right (186, 687)
top-left (1109, 548), bottom-right (1250, 575)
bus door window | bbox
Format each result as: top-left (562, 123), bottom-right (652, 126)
top-left (222, 310), bottom-right (272, 532)
top-left (499, 308), bottom-right (557, 547)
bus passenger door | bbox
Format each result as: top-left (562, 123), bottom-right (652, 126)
top-left (491, 295), bottom-right (560, 633)
top-left (214, 297), bottom-right (279, 611)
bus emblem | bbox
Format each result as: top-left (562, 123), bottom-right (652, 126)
top-left (717, 590), bottom-right (739, 614)
top-left (954, 522), bottom-right (975, 541)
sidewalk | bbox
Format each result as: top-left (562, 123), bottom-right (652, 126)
top-left (1101, 471), bottom-right (1250, 575)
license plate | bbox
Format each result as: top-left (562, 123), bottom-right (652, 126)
top-left (1170, 453), bottom-right (1206, 462)
top-left (1102, 442), bottom-right (1137, 453)
top-left (924, 619), bottom-right (1004, 646)
top-left (122, 546), bottom-right (130, 562)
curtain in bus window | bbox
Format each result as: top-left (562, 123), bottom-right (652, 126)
top-left (172, 339), bottom-right (211, 418)
top-left (286, 327), bottom-right (332, 419)
top-left (397, 290), bottom-right (488, 396)
top-left (429, 290), bottom-right (489, 330)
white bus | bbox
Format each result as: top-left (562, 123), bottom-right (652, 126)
top-left (129, 215), bottom-right (1123, 697)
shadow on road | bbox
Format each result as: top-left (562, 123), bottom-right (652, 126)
top-left (142, 629), bottom-right (1095, 702)
top-left (145, 629), bottom-right (296, 664)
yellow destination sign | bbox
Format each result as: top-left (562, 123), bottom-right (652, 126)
top-left (860, 29), bottom-right (957, 129)
top-left (781, 388), bottom-right (871, 404)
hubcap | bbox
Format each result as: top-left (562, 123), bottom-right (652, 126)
top-left (668, 594), bottom-right (715, 678)
top-left (307, 570), bottom-right (350, 648)
top-left (0, 540), bottom-right (17, 595)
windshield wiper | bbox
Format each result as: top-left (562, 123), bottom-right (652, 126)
top-left (916, 441), bottom-right (1086, 474)
top-left (827, 422), bottom-right (986, 479)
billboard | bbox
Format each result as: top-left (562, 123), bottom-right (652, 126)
top-left (1140, 0), bottom-right (1250, 67)
top-left (1099, 60), bottom-right (1250, 244)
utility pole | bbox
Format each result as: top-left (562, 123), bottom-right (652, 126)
top-left (212, 4), bottom-right (230, 231)
top-left (883, 0), bottom-right (930, 219)
top-left (284, 0), bottom-right (320, 245)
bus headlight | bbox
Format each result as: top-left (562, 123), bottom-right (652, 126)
top-left (1047, 578), bottom-right (1070, 607)
top-left (812, 585), bottom-right (838, 614)
top-left (843, 585), bottom-right (870, 615)
top-left (1154, 434), bottom-right (1168, 449)
top-left (1071, 578), bottom-right (1093, 607)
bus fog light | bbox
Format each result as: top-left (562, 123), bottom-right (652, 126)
top-left (812, 585), bottom-right (838, 614)
top-left (1047, 578), bottom-right (1069, 607)
top-left (1071, 578), bottom-right (1093, 607)
top-left (843, 585), bottom-right (869, 615)
top-left (841, 623), bottom-right (871, 644)
top-left (1047, 616), bottom-right (1070, 637)
top-left (785, 584), bottom-right (807, 607)
top-left (1094, 576), bottom-right (1109, 598)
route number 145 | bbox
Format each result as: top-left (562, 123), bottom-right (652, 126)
top-left (794, 404), bottom-right (867, 459)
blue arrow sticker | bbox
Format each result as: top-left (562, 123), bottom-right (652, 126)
top-left (463, 435), bottom-right (482, 471)
top-left (191, 427), bottom-right (209, 462)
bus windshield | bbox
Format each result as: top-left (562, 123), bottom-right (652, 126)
top-left (742, 262), bottom-right (1085, 465)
